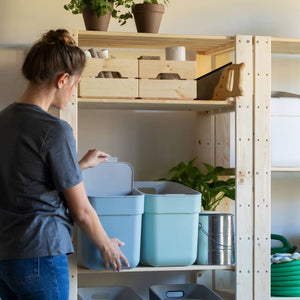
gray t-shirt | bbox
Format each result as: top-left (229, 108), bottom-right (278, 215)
top-left (0, 103), bottom-right (82, 259)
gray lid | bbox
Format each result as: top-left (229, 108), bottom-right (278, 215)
top-left (83, 162), bottom-right (133, 197)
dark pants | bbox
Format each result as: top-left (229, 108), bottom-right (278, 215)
top-left (0, 254), bottom-right (69, 300)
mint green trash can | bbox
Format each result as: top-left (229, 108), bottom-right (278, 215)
top-left (135, 181), bottom-right (201, 267)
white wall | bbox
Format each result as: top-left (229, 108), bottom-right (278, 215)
top-left (78, 109), bottom-right (196, 180)
top-left (0, 0), bottom-right (300, 253)
top-left (0, 0), bottom-right (300, 45)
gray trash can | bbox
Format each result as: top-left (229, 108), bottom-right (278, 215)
top-left (135, 181), bottom-right (201, 267)
top-left (78, 286), bottom-right (145, 300)
top-left (78, 162), bottom-right (144, 270)
top-left (149, 284), bottom-right (223, 300)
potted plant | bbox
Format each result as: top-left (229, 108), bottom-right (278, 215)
top-left (160, 158), bottom-right (235, 211)
top-left (161, 158), bottom-right (236, 265)
top-left (64, 0), bottom-right (134, 31)
top-left (118, 0), bottom-right (170, 33)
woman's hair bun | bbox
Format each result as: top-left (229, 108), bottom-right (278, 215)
top-left (41, 29), bottom-right (76, 47)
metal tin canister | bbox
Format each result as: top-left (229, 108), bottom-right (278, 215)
top-left (197, 212), bottom-right (235, 265)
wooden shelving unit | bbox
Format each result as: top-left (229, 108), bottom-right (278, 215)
top-left (60, 30), bottom-right (276, 300)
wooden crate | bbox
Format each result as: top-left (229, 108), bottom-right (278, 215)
top-left (79, 78), bottom-right (138, 99)
top-left (138, 60), bottom-right (197, 100)
top-left (79, 58), bottom-right (138, 98)
top-left (139, 79), bottom-right (196, 100)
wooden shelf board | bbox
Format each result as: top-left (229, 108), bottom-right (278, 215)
top-left (272, 37), bottom-right (300, 54)
top-left (78, 30), bottom-right (235, 54)
top-left (78, 264), bottom-right (235, 274)
top-left (78, 31), bottom-right (300, 54)
top-left (78, 98), bottom-right (235, 112)
top-left (272, 166), bottom-right (300, 172)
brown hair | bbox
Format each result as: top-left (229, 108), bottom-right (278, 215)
top-left (22, 29), bottom-right (86, 85)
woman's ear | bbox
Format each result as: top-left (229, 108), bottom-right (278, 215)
top-left (56, 73), bottom-right (70, 89)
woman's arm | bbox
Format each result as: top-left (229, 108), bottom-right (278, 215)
top-left (79, 149), bottom-right (110, 171)
top-left (63, 181), bottom-right (129, 272)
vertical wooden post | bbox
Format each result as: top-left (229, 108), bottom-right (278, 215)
top-left (235, 35), bottom-right (254, 300)
top-left (253, 36), bottom-right (271, 300)
top-left (58, 28), bottom-right (78, 300)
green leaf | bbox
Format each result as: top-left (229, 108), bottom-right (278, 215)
top-left (64, 0), bottom-right (136, 23)
top-left (202, 162), bottom-right (214, 173)
top-left (157, 157), bottom-right (235, 211)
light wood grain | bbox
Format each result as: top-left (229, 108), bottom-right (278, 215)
top-left (139, 60), bottom-right (197, 79)
top-left (272, 166), bottom-right (300, 172)
top-left (78, 264), bottom-right (235, 274)
top-left (272, 37), bottom-right (300, 54)
top-left (78, 30), bottom-right (235, 54)
top-left (82, 58), bottom-right (138, 78)
top-left (79, 78), bottom-right (138, 98)
top-left (213, 63), bottom-right (245, 100)
top-left (78, 98), bottom-right (235, 112)
top-left (235, 35), bottom-right (254, 300)
top-left (139, 79), bottom-right (196, 99)
top-left (253, 35), bottom-right (271, 300)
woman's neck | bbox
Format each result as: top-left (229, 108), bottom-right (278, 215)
top-left (17, 82), bottom-right (55, 112)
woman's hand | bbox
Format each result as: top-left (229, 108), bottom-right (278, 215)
top-left (99, 237), bottom-right (130, 272)
top-left (79, 149), bottom-right (110, 171)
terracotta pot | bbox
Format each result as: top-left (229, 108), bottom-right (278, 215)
top-left (132, 3), bottom-right (165, 33)
top-left (82, 6), bottom-right (112, 31)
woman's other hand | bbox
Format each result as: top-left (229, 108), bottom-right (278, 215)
top-left (79, 149), bottom-right (110, 171)
top-left (99, 237), bottom-right (130, 272)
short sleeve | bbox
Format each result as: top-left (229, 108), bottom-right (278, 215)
top-left (42, 120), bottom-right (82, 192)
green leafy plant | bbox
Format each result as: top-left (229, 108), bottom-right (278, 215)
top-left (64, 0), bottom-right (170, 25)
top-left (119, 0), bottom-right (170, 25)
top-left (160, 158), bottom-right (235, 211)
top-left (64, 0), bottom-right (135, 25)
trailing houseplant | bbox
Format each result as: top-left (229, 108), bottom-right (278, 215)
top-left (160, 158), bottom-right (235, 211)
top-left (64, 0), bottom-right (135, 29)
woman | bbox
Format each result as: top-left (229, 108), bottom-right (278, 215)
top-left (0, 29), bottom-right (129, 300)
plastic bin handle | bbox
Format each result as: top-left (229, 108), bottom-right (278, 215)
top-left (166, 290), bottom-right (184, 298)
